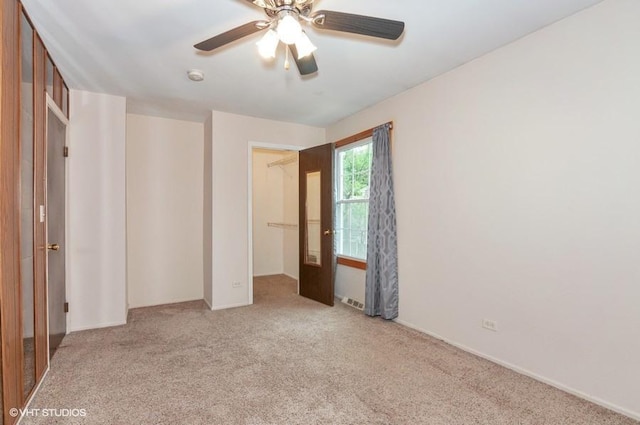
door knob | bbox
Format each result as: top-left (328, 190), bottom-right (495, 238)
top-left (47, 243), bottom-right (60, 251)
top-left (323, 229), bottom-right (334, 236)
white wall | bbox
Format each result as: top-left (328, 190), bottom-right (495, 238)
top-left (203, 113), bottom-right (213, 308)
top-left (126, 114), bottom-right (204, 308)
top-left (209, 111), bottom-right (324, 309)
top-left (327, 0), bottom-right (640, 419)
top-left (252, 149), bottom-right (286, 276)
top-left (282, 154), bottom-right (299, 280)
top-left (335, 266), bottom-right (365, 304)
top-left (68, 90), bottom-right (127, 331)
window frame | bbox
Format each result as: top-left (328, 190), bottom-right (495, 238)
top-left (332, 122), bottom-right (394, 270)
top-left (334, 134), bottom-right (373, 270)
top-left (335, 137), bottom-right (373, 266)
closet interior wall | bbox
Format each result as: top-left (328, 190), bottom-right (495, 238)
top-left (252, 149), bottom-right (299, 280)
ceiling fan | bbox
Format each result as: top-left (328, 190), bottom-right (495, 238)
top-left (194, 0), bottom-right (405, 76)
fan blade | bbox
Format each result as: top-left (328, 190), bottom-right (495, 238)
top-left (289, 45), bottom-right (318, 76)
top-left (194, 21), bottom-right (267, 52)
top-left (311, 10), bottom-right (404, 40)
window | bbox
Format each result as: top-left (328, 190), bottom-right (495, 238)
top-left (335, 138), bottom-right (373, 261)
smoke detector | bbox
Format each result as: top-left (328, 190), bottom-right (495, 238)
top-left (187, 69), bottom-right (204, 82)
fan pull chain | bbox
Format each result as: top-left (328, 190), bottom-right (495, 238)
top-left (284, 46), bottom-right (290, 71)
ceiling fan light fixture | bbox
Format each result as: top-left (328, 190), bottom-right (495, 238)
top-left (295, 32), bottom-right (316, 59)
top-left (194, 2), bottom-right (405, 77)
top-left (277, 13), bottom-right (302, 45)
top-left (256, 29), bottom-right (279, 59)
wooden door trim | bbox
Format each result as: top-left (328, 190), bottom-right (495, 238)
top-left (52, 68), bottom-right (63, 109)
top-left (1, 0), bottom-right (26, 421)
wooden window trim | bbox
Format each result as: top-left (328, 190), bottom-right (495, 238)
top-left (334, 121), bottom-right (393, 148)
top-left (337, 256), bottom-right (367, 270)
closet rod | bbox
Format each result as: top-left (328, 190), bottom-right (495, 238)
top-left (268, 222), bottom-right (298, 229)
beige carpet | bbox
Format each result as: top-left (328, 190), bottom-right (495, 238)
top-left (24, 275), bottom-right (636, 424)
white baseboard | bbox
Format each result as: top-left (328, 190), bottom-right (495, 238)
top-left (68, 320), bottom-right (127, 333)
top-left (203, 297), bottom-right (213, 311)
top-left (283, 273), bottom-right (299, 281)
top-left (253, 272), bottom-right (298, 281)
top-left (210, 302), bottom-right (250, 311)
top-left (253, 272), bottom-right (284, 277)
top-left (128, 297), bottom-right (205, 309)
top-left (394, 319), bottom-right (640, 422)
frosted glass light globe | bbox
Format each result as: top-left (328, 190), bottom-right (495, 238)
top-left (256, 29), bottom-right (279, 59)
top-left (277, 14), bottom-right (302, 45)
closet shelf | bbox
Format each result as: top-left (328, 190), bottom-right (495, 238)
top-left (267, 155), bottom-right (297, 168)
top-left (268, 222), bottom-right (298, 229)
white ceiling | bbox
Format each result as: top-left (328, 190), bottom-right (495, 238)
top-left (22, 0), bottom-right (602, 126)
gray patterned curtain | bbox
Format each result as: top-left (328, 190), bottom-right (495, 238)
top-left (364, 124), bottom-right (398, 319)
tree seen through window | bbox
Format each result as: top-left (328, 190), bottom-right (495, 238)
top-left (336, 140), bottom-right (372, 260)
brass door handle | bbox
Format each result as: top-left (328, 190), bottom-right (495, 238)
top-left (323, 230), bottom-right (334, 236)
top-left (47, 243), bottom-right (60, 251)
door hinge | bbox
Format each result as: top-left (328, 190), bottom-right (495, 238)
top-left (63, 146), bottom-right (69, 157)
top-left (64, 302), bottom-right (69, 313)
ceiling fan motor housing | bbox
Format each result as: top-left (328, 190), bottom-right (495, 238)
top-left (265, 2), bottom-right (312, 18)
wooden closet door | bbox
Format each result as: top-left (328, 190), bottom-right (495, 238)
top-left (298, 143), bottom-right (335, 306)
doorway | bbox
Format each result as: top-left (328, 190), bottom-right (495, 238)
top-left (45, 97), bottom-right (68, 358)
top-left (249, 145), bottom-right (300, 303)
top-left (247, 142), bottom-right (335, 307)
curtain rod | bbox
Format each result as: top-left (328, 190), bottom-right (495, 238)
top-left (334, 121), bottom-right (394, 148)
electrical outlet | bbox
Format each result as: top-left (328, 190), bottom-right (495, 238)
top-left (232, 281), bottom-right (242, 288)
top-left (482, 318), bottom-right (498, 332)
